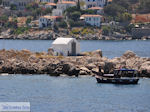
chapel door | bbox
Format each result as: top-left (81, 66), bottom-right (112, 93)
top-left (71, 41), bottom-right (76, 56)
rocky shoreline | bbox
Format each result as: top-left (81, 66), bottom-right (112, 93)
top-left (0, 29), bottom-right (150, 40)
top-left (0, 49), bottom-right (150, 77)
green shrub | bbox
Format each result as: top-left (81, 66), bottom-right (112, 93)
top-left (58, 21), bottom-right (67, 28)
top-left (70, 11), bottom-right (81, 21)
top-left (69, 19), bottom-right (84, 27)
top-left (71, 28), bottom-right (80, 34)
top-left (102, 26), bottom-right (111, 36)
top-left (13, 27), bottom-right (30, 35)
top-left (10, 4), bottom-right (17, 10)
top-left (81, 28), bottom-right (94, 35)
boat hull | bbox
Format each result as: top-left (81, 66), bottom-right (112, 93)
top-left (96, 77), bottom-right (139, 84)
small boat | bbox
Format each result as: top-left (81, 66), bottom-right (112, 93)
top-left (0, 73), bottom-right (9, 76)
top-left (96, 69), bottom-right (139, 84)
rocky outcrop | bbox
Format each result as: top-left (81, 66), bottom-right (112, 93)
top-left (0, 49), bottom-right (150, 77)
top-left (1, 29), bottom-right (149, 40)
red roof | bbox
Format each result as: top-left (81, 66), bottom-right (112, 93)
top-left (58, 1), bottom-right (76, 4)
top-left (81, 14), bottom-right (102, 17)
top-left (46, 3), bottom-right (56, 6)
top-left (108, 0), bottom-right (112, 2)
top-left (41, 16), bottom-right (63, 19)
top-left (89, 7), bottom-right (103, 10)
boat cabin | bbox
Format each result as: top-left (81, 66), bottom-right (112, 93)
top-left (114, 69), bottom-right (138, 77)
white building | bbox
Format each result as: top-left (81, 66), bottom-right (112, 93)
top-left (52, 9), bottom-right (63, 16)
top-left (52, 37), bottom-right (80, 56)
top-left (39, 0), bottom-right (54, 3)
top-left (80, 14), bottom-right (102, 27)
top-left (85, 0), bottom-right (106, 9)
top-left (39, 15), bottom-right (62, 28)
top-left (45, 2), bottom-right (56, 8)
top-left (52, 1), bottom-right (76, 16)
top-left (39, 16), bottom-right (52, 28)
top-left (57, 1), bottom-right (76, 11)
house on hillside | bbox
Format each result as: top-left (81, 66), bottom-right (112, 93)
top-left (52, 9), bottom-right (63, 16)
top-left (45, 2), bottom-right (56, 8)
top-left (57, 1), bottom-right (76, 11)
top-left (52, 37), bottom-right (80, 56)
top-left (2, 0), bottom-right (35, 10)
top-left (39, 15), bottom-right (62, 28)
top-left (52, 1), bottom-right (76, 16)
top-left (84, 0), bottom-right (107, 9)
top-left (80, 14), bottom-right (102, 27)
top-left (38, 0), bottom-right (54, 3)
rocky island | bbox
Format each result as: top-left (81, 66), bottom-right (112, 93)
top-left (0, 49), bottom-right (149, 77)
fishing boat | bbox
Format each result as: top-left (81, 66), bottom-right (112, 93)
top-left (96, 69), bottom-right (139, 84)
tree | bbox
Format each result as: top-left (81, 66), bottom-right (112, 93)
top-left (0, 0), bottom-right (2, 5)
top-left (45, 8), bottom-right (52, 14)
top-left (58, 21), bottom-right (67, 28)
top-left (53, 23), bottom-right (58, 32)
top-left (102, 26), bottom-right (111, 36)
top-left (138, 0), bottom-right (150, 13)
top-left (125, 24), bottom-right (134, 33)
top-left (10, 4), bottom-right (17, 10)
top-left (0, 15), bottom-right (8, 23)
top-left (113, 0), bottom-right (129, 9)
top-left (25, 2), bottom-right (38, 10)
top-left (26, 17), bottom-right (32, 25)
top-left (54, 0), bottom-right (58, 3)
top-left (121, 12), bottom-right (132, 22)
top-left (70, 11), bottom-right (81, 21)
top-left (77, 0), bottom-right (80, 10)
top-left (104, 4), bottom-right (125, 16)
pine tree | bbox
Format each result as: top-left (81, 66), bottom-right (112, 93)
top-left (77, 0), bottom-right (80, 10)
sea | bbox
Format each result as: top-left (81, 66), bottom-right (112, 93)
top-left (0, 40), bottom-right (150, 112)
top-left (0, 40), bottom-right (150, 58)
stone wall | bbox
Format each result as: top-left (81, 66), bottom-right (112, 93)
top-left (132, 28), bottom-right (150, 38)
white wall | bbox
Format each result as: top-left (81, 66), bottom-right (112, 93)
top-left (40, 0), bottom-right (54, 3)
top-left (39, 17), bottom-right (52, 28)
top-left (85, 0), bottom-right (106, 9)
top-left (85, 16), bottom-right (101, 27)
top-left (57, 3), bottom-right (76, 11)
top-left (52, 39), bottom-right (80, 56)
top-left (52, 9), bottom-right (63, 16)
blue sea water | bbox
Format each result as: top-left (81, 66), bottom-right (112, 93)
top-left (0, 75), bottom-right (150, 112)
top-left (0, 40), bottom-right (150, 58)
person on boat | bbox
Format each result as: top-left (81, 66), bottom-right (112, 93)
top-left (98, 66), bottom-right (103, 76)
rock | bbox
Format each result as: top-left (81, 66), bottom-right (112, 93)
top-left (122, 51), bottom-right (137, 59)
top-left (139, 61), bottom-right (150, 77)
top-left (62, 63), bottom-right (71, 74)
top-left (0, 49), bottom-right (150, 77)
top-left (80, 67), bottom-right (90, 72)
top-left (79, 70), bottom-right (88, 75)
top-left (80, 49), bottom-right (102, 57)
top-left (0, 60), bottom-right (4, 65)
top-left (91, 67), bottom-right (99, 75)
top-left (86, 63), bottom-right (96, 70)
top-left (104, 62), bottom-right (115, 74)
top-left (68, 67), bottom-right (80, 76)
top-left (48, 48), bottom-right (54, 56)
